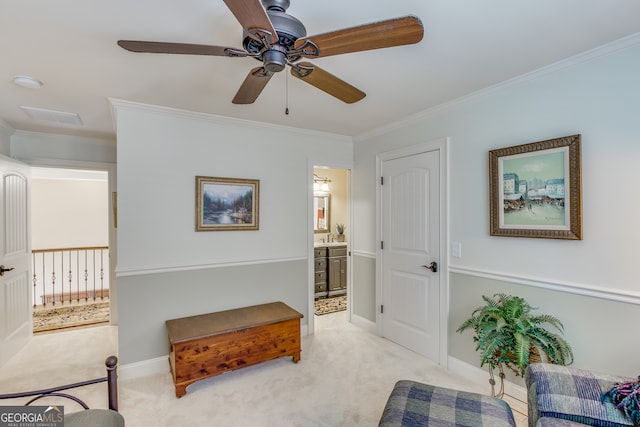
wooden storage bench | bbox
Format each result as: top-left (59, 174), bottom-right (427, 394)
top-left (166, 301), bottom-right (303, 397)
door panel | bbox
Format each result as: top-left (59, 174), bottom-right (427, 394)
top-left (0, 156), bottom-right (31, 366)
top-left (381, 150), bottom-right (440, 360)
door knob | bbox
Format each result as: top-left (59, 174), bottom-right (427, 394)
top-left (0, 265), bottom-right (15, 276)
top-left (421, 261), bottom-right (438, 273)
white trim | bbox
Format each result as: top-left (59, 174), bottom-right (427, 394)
top-left (119, 324), bottom-right (310, 379)
top-left (352, 250), bottom-right (375, 259)
top-left (449, 265), bottom-right (640, 305)
top-left (116, 256), bottom-right (306, 277)
top-left (447, 356), bottom-right (528, 403)
top-left (108, 98), bottom-right (352, 143)
top-left (375, 137), bottom-right (449, 366)
top-left (350, 313), bottom-right (376, 334)
top-left (356, 32), bottom-right (640, 142)
top-left (31, 167), bottom-right (108, 182)
top-left (119, 356), bottom-right (169, 380)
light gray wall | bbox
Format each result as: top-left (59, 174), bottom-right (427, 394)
top-left (352, 253), bottom-right (376, 322)
top-left (11, 131), bottom-right (116, 164)
top-left (112, 100), bottom-right (353, 364)
top-left (450, 273), bottom-right (640, 383)
top-left (119, 260), bottom-right (307, 363)
top-left (0, 121), bottom-right (12, 156)
top-left (353, 37), bottom-right (640, 378)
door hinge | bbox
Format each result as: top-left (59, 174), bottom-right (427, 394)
top-left (380, 305), bottom-right (384, 314)
top-left (380, 176), bottom-right (384, 185)
top-left (380, 241), bottom-right (384, 250)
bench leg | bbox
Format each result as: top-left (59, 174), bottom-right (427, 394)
top-left (175, 384), bottom-right (188, 398)
top-left (292, 351), bottom-right (301, 363)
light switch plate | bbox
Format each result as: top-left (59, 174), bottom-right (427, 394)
top-left (451, 241), bottom-right (462, 258)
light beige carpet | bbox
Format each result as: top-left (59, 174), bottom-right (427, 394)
top-left (33, 299), bottom-right (110, 333)
top-left (1, 312), bottom-right (529, 426)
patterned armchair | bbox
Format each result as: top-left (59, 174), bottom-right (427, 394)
top-left (525, 363), bottom-right (635, 427)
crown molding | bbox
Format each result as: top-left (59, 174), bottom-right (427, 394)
top-left (108, 98), bottom-right (352, 143)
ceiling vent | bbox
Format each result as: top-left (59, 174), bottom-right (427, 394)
top-left (20, 106), bottom-right (83, 127)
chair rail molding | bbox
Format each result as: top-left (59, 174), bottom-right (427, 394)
top-left (116, 255), bottom-right (306, 277)
top-left (449, 265), bottom-right (640, 305)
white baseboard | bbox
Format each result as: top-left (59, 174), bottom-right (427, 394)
top-left (447, 356), bottom-right (527, 403)
top-left (119, 356), bottom-right (169, 380)
top-left (350, 313), bottom-right (376, 333)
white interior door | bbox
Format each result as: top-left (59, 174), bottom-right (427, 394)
top-left (0, 156), bottom-right (31, 366)
top-left (381, 150), bottom-right (440, 361)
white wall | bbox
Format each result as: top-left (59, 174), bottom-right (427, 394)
top-left (353, 35), bottom-right (640, 377)
top-left (31, 170), bottom-right (108, 249)
top-left (112, 100), bottom-right (353, 363)
top-left (114, 102), bottom-right (352, 273)
top-left (30, 169), bottom-right (110, 305)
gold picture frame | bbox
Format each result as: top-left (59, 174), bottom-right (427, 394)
top-left (489, 134), bottom-right (582, 240)
top-left (195, 176), bottom-right (259, 231)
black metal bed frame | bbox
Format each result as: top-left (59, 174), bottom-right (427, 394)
top-left (0, 355), bottom-right (119, 411)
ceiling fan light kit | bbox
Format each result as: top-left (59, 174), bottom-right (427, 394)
top-left (118, 0), bottom-right (423, 105)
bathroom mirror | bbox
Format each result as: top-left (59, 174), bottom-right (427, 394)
top-left (314, 193), bottom-right (330, 233)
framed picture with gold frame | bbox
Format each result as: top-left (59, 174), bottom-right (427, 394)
top-left (489, 134), bottom-right (582, 240)
top-left (195, 176), bottom-right (259, 231)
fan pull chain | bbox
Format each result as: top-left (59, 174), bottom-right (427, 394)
top-left (285, 71), bottom-right (290, 115)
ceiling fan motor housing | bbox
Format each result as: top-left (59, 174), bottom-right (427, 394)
top-left (262, 0), bottom-right (290, 12)
top-left (243, 2), bottom-right (306, 73)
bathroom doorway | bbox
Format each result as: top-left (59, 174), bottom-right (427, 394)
top-left (310, 166), bottom-right (350, 330)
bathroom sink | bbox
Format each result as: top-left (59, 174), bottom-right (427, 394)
top-left (314, 242), bottom-right (347, 247)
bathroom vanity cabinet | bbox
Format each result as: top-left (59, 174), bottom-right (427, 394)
top-left (314, 244), bottom-right (347, 299)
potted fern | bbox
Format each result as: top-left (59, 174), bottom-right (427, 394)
top-left (457, 293), bottom-right (573, 379)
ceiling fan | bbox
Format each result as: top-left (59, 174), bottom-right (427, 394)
top-left (118, 0), bottom-right (424, 105)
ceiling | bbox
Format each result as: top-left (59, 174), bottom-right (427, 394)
top-left (2, 1), bottom-right (640, 140)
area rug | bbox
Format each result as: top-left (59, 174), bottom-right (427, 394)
top-left (33, 299), bottom-right (110, 333)
top-left (314, 295), bottom-right (347, 316)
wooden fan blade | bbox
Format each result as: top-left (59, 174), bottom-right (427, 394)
top-left (118, 40), bottom-right (236, 56)
top-left (294, 15), bottom-right (424, 58)
top-left (223, 0), bottom-right (278, 43)
top-left (291, 62), bottom-right (365, 104)
top-left (232, 67), bottom-right (274, 104)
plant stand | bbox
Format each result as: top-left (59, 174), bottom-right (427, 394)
top-left (489, 366), bottom-right (506, 398)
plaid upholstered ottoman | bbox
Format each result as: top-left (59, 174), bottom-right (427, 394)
top-left (379, 380), bottom-right (517, 427)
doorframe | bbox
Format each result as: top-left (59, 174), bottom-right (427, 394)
top-left (307, 159), bottom-right (353, 335)
top-left (375, 137), bottom-right (449, 366)
top-left (16, 158), bottom-right (118, 324)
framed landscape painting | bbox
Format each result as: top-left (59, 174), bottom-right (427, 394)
top-left (489, 134), bottom-right (582, 240)
top-left (196, 176), bottom-right (259, 231)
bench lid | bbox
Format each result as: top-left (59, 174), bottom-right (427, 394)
top-left (166, 301), bottom-right (303, 343)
